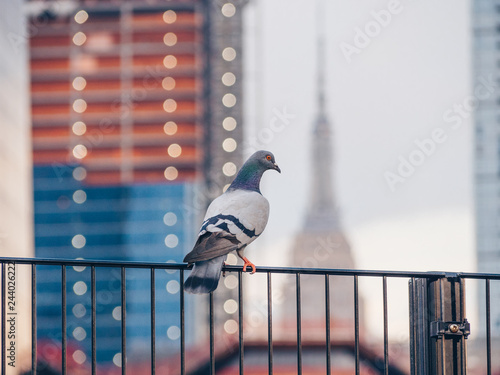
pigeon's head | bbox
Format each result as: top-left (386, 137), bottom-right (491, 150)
top-left (251, 150), bottom-right (281, 173)
top-left (228, 150), bottom-right (280, 192)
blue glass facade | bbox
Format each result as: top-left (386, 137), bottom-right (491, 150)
top-left (34, 164), bottom-right (197, 367)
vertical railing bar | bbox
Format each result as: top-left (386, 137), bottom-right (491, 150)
top-left (267, 272), bottom-right (273, 375)
top-left (409, 277), bottom-right (414, 375)
top-left (238, 271), bottom-right (244, 375)
top-left (486, 279), bottom-right (491, 375)
top-left (91, 266), bottom-right (96, 375)
top-left (354, 275), bottom-right (360, 375)
top-left (296, 273), bottom-right (302, 375)
top-left (121, 267), bottom-right (126, 374)
top-left (2, 263), bottom-right (5, 375)
top-left (383, 276), bottom-right (388, 375)
top-left (459, 279), bottom-right (466, 373)
top-left (180, 269), bottom-right (185, 375)
top-left (439, 278), bottom-right (446, 375)
top-left (325, 274), bottom-right (331, 375)
top-left (150, 268), bottom-right (156, 375)
top-left (410, 277), bottom-right (417, 375)
top-left (210, 292), bottom-right (215, 375)
top-left (32, 264), bottom-right (37, 374)
top-left (61, 265), bottom-right (67, 375)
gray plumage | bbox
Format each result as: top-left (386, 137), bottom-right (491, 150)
top-left (184, 150), bottom-right (280, 294)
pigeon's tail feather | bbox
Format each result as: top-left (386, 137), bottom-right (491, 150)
top-left (184, 256), bottom-right (225, 294)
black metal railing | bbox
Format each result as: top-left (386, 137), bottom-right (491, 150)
top-left (0, 256), bottom-right (498, 374)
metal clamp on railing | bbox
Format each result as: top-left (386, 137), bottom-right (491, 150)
top-left (429, 319), bottom-right (470, 339)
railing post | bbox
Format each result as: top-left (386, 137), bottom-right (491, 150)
top-left (410, 278), bottom-right (428, 374)
top-left (410, 276), bottom-right (469, 375)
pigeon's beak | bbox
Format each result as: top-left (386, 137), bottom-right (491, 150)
top-left (273, 163), bottom-right (281, 173)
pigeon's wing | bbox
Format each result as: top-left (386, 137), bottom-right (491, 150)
top-left (183, 230), bottom-right (240, 263)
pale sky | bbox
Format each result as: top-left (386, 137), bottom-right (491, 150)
top-left (242, 0), bottom-right (475, 339)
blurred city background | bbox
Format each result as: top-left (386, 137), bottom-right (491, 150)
top-left (0, 0), bottom-right (499, 373)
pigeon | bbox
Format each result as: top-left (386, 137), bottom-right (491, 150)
top-left (183, 150), bottom-right (281, 294)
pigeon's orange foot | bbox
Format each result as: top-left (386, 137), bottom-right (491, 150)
top-left (242, 257), bottom-right (256, 274)
top-left (223, 262), bottom-right (227, 277)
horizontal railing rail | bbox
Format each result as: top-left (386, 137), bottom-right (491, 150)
top-left (1, 256), bottom-right (499, 279)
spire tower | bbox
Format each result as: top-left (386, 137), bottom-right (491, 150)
top-left (283, 0), bottom-right (360, 338)
top-left (304, 0), bottom-right (338, 232)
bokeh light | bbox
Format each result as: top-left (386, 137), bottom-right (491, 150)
top-left (163, 32), bottom-right (177, 46)
top-left (223, 117), bottom-right (237, 131)
top-left (164, 121), bottom-right (177, 135)
top-left (162, 77), bottom-right (176, 90)
top-left (72, 77), bottom-right (87, 91)
top-left (226, 253), bottom-right (237, 264)
top-left (72, 121), bottom-right (86, 136)
top-left (222, 93), bottom-right (236, 108)
top-left (223, 299), bottom-right (238, 314)
top-left (74, 10), bottom-right (89, 24)
top-left (163, 212), bottom-right (177, 226)
top-left (164, 234), bottom-right (179, 248)
top-left (112, 306), bottom-right (121, 321)
top-left (73, 99), bottom-right (87, 113)
top-left (73, 327), bottom-right (87, 341)
top-left (73, 190), bottom-right (87, 204)
top-left (166, 280), bottom-right (180, 294)
top-left (163, 99), bottom-right (177, 112)
top-left (73, 350), bottom-right (87, 365)
top-left (223, 162), bottom-right (237, 176)
top-left (73, 167), bottom-right (87, 181)
top-left (163, 10), bottom-right (177, 24)
top-left (72, 144), bottom-right (88, 159)
top-left (222, 72), bottom-right (236, 86)
top-left (72, 303), bottom-right (86, 318)
top-left (221, 3), bottom-right (236, 17)
top-left (164, 166), bottom-right (178, 181)
top-left (224, 274), bottom-right (238, 289)
top-left (163, 55), bottom-right (177, 69)
top-left (73, 32), bottom-right (87, 46)
top-left (222, 47), bottom-right (237, 62)
top-left (73, 281), bottom-right (87, 296)
top-left (73, 258), bottom-right (86, 272)
top-left (113, 353), bottom-right (122, 367)
top-left (168, 144), bottom-right (182, 158)
top-left (224, 319), bottom-right (238, 334)
top-left (167, 326), bottom-right (180, 340)
top-left (222, 138), bottom-right (237, 152)
top-left (72, 234), bottom-right (86, 249)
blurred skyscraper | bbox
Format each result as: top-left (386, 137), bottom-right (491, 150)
top-left (27, 0), bottom-right (247, 370)
top-left (0, 0), bottom-right (34, 372)
top-left (283, 12), bottom-right (358, 342)
top-left (472, 0), bottom-right (500, 339)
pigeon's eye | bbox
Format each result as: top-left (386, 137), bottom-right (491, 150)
top-left (266, 155), bottom-right (272, 161)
